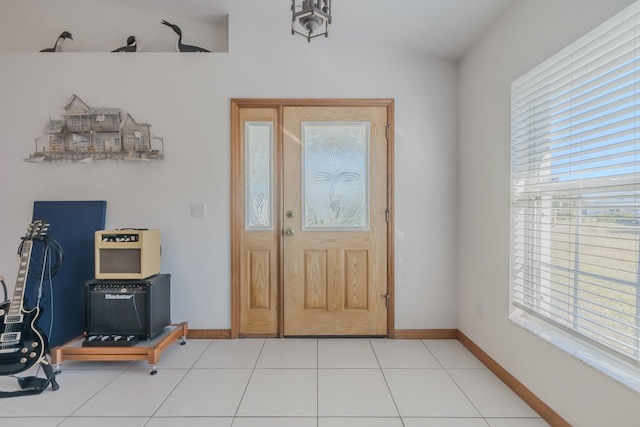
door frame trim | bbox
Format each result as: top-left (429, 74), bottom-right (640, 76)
top-left (230, 98), bottom-right (395, 338)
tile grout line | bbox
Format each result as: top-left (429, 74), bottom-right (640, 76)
top-left (369, 339), bottom-right (406, 427)
top-left (188, 338), bottom-right (216, 369)
top-left (424, 340), bottom-right (494, 425)
top-left (232, 338), bottom-right (267, 422)
top-left (422, 339), bottom-right (497, 425)
top-left (144, 338), bottom-right (216, 425)
top-left (65, 363), bottom-right (133, 419)
top-left (441, 362), bottom-right (488, 423)
top-left (420, 339), bottom-right (450, 370)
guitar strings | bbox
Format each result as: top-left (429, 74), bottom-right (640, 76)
top-left (35, 244), bottom-right (49, 307)
top-left (46, 248), bottom-right (54, 340)
top-left (0, 240), bottom-right (31, 354)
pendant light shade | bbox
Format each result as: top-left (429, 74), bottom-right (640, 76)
top-left (292, 0), bottom-right (332, 42)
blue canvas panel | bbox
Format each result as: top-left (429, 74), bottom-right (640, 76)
top-left (27, 201), bottom-right (106, 348)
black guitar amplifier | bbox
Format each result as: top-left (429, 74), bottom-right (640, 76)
top-left (85, 273), bottom-right (170, 339)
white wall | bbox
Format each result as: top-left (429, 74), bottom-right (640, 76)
top-left (459, 0), bottom-right (640, 425)
top-left (0, 0), bottom-right (459, 330)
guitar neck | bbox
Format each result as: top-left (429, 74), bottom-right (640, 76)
top-left (7, 239), bottom-right (33, 317)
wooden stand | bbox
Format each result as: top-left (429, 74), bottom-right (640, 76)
top-left (50, 322), bottom-right (188, 375)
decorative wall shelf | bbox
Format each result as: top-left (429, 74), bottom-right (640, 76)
top-left (1, 1), bottom-right (229, 53)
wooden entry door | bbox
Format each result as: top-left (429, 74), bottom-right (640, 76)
top-left (231, 99), bottom-right (394, 338)
top-left (282, 106), bottom-right (388, 335)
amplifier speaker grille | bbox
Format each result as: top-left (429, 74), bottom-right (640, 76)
top-left (85, 274), bottom-right (170, 339)
top-left (99, 249), bottom-right (141, 274)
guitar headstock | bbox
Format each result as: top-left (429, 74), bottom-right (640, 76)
top-left (23, 220), bottom-right (49, 241)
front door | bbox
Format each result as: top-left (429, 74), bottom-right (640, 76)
top-left (282, 106), bottom-right (388, 335)
top-left (231, 100), bottom-right (393, 337)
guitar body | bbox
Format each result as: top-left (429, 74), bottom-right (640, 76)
top-left (0, 299), bottom-right (47, 376)
top-left (0, 221), bottom-right (52, 377)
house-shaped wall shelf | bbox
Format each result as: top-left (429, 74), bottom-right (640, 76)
top-left (25, 94), bottom-right (164, 163)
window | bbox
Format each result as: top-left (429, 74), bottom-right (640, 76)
top-left (510, 2), bottom-right (640, 389)
top-left (245, 122), bottom-right (273, 230)
top-left (302, 122), bottom-right (370, 230)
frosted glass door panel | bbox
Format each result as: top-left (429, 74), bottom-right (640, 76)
top-left (246, 122), bottom-right (273, 229)
top-left (302, 122), bottom-right (369, 230)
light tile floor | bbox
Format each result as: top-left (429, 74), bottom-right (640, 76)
top-left (0, 338), bottom-right (550, 427)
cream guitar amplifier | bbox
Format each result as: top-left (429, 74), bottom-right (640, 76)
top-left (95, 229), bottom-right (160, 279)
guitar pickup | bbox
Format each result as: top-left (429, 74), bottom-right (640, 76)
top-left (4, 315), bottom-right (23, 324)
top-left (0, 332), bottom-right (21, 343)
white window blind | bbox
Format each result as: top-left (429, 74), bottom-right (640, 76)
top-left (511, 2), bottom-right (640, 365)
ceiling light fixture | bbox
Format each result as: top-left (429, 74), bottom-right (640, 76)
top-left (291, 0), bottom-right (332, 42)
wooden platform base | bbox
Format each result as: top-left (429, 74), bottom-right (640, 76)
top-left (50, 322), bottom-right (188, 375)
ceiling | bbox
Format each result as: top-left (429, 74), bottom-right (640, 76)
top-left (96, 0), bottom-right (515, 60)
top-left (333, 0), bottom-right (515, 59)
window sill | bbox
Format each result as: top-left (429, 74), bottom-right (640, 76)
top-left (509, 307), bottom-right (640, 394)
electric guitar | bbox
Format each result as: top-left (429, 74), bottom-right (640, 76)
top-left (0, 221), bottom-right (49, 375)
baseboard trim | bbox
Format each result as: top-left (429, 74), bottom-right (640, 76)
top-left (186, 329), bottom-right (231, 339)
top-left (457, 331), bottom-right (571, 427)
top-left (392, 329), bottom-right (458, 339)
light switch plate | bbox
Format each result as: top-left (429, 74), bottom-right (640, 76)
top-left (191, 203), bottom-right (206, 217)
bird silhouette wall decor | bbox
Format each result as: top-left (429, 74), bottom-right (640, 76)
top-left (161, 20), bottom-right (210, 52)
top-left (40, 31), bottom-right (73, 52)
top-left (111, 36), bottom-right (138, 52)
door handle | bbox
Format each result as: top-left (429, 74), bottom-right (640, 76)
top-left (285, 228), bottom-right (295, 236)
